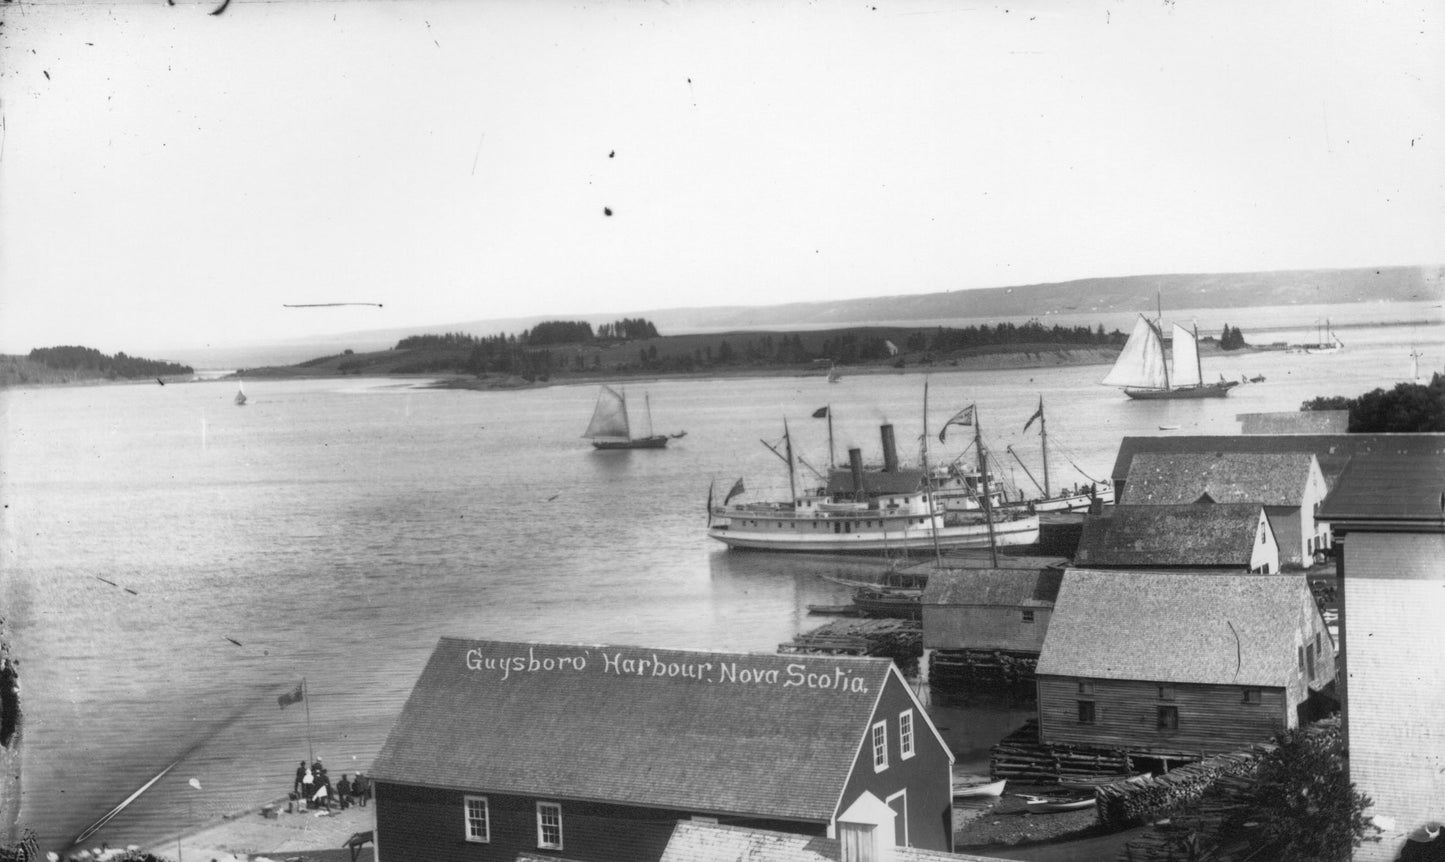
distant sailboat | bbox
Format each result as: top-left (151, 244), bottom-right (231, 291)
top-left (1411, 348), bottom-right (1424, 383)
top-left (1303, 319), bottom-right (1344, 354)
top-left (582, 385), bottom-right (683, 450)
top-left (1101, 314), bottom-right (1236, 400)
top-left (234, 380), bottom-right (247, 406)
top-left (827, 364), bottom-right (843, 384)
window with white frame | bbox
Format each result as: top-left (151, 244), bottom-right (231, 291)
top-left (871, 720), bottom-right (889, 771)
top-left (899, 709), bottom-right (915, 759)
top-left (464, 795), bottom-right (490, 842)
top-left (536, 802), bottom-right (563, 850)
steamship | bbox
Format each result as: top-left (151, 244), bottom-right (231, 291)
top-left (706, 423), bottom-right (1039, 554)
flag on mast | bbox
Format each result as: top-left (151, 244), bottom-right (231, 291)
top-left (1023, 397), bottom-right (1044, 433)
top-left (811, 406), bottom-right (829, 418)
top-left (723, 478), bottom-right (746, 505)
top-left (938, 405), bottom-right (975, 442)
top-left (278, 681), bottom-right (304, 710)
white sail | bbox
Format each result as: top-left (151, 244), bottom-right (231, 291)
top-left (582, 385), bottom-right (631, 441)
top-left (1101, 315), bottom-right (1169, 389)
top-left (1170, 323), bottom-right (1202, 388)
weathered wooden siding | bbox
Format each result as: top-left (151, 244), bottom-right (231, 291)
top-left (374, 783), bottom-right (822, 862)
top-left (836, 671), bottom-right (953, 852)
top-left (1249, 510), bottom-right (1281, 573)
top-left (921, 606), bottom-right (1050, 652)
top-left (1266, 507), bottom-right (1307, 567)
top-left (1036, 675), bottom-right (1290, 756)
top-left (1340, 531), bottom-right (1445, 862)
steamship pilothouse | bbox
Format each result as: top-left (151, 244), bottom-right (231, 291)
top-left (706, 423), bottom-right (1039, 554)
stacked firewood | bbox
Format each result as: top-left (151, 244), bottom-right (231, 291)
top-left (779, 619), bottom-right (922, 676)
top-left (1098, 747), bottom-right (1266, 831)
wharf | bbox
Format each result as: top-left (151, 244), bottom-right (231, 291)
top-left (779, 618), bottom-right (922, 675)
top-left (141, 799), bottom-right (374, 862)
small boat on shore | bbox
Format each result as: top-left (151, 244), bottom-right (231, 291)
top-left (851, 586), bottom-right (922, 619)
top-left (1021, 794), bottom-right (1096, 813)
top-left (952, 778), bottom-right (1007, 799)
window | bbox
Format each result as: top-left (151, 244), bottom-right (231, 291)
top-left (1157, 705), bottom-right (1179, 731)
top-left (464, 796), bottom-right (490, 843)
top-left (1077, 700), bottom-right (1096, 724)
top-left (536, 802), bottom-right (563, 850)
top-left (1077, 680), bottom-right (1095, 695)
top-left (1157, 684), bottom-right (1175, 701)
top-left (1021, 609), bottom-right (1035, 623)
top-left (898, 710), bottom-right (915, 759)
top-left (1314, 633), bottom-right (1321, 657)
top-left (1298, 646), bottom-right (1305, 671)
top-left (1242, 688), bottom-right (1261, 705)
top-left (871, 721), bottom-right (889, 771)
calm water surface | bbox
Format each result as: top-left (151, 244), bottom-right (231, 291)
top-left (1, 317), bottom-right (1440, 851)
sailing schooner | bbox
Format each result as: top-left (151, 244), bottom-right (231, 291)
top-left (581, 385), bottom-right (684, 449)
top-left (1101, 314), bottom-right (1236, 400)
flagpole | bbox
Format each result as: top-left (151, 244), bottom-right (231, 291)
top-left (783, 419), bottom-right (798, 503)
top-left (303, 677), bottom-right (314, 765)
top-left (827, 406), bottom-right (835, 470)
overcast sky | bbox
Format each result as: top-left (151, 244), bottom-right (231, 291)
top-left (1, 0), bottom-right (1441, 356)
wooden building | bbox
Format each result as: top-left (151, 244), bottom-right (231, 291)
top-left (1073, 503), bottom-right (1280, 573)
top-left (1035, 570), bottom-right (1335, 768)
top-left (1117, 451), bottom-right (1327, 568)
top-left (369, 638), bottom-right (954, 862)
top-left (921, 564), bottom-right (1063, 697)
top-left (1316, 454), bottom-right (1445, 861)
top-left (1237, 411), bottom-right (1349, 435)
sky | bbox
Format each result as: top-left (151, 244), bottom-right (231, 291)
top-left (1, 0), bottom-right (1442, 357)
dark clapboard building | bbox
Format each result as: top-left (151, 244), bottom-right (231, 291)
top-left (1073, 503), bottom-right (1281, 573)
top-left (369, 638), bottom-right (954, 862)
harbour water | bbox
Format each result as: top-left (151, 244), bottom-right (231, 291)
top-left (1, 311), bottom-right (1441, 852)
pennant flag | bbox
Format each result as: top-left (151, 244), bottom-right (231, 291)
top-left (811, 406), bottom-right (829, 418)
top-left (1023, 397), bottom-right (1044, 433)
top-left (938, 405), bottom-right (975, 442)
top-left (278, 682), bottom-right (304, 710)
top-left (723, 477), bottom-right (746, 505)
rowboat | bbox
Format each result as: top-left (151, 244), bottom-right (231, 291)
top-left (1021, 794), bottom-right (1095, 813)
top-left (952, 778), bottom-right (1006, 799)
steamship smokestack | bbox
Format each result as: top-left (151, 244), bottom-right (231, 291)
top-left (880, 424), bottom-right (898, 473)
top-left (849, 448), bottom-right (865, 501)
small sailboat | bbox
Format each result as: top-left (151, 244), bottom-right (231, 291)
top-left (234, 380), bottom-right (247, 406)
top-left (582, 385), bottom-right (682, 450)
top-left (1303, 319), bottom-right (1344, 354)
top-left (827, 364), bottom-right (843, 384)
top-left (1101, 312), bottom-right (1236, 400)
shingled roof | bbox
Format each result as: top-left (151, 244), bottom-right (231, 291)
top-left (371, 638), bottom-right (917, 823)
top-left (1111, 434), bottom-right (1445, 488)
top-left (1120, 452), bottom-right (1315, 506)
top-left (1317, 453), bottom-right (1445, 526)
top-left (922, 565), bottom-right (1063, 607)
top-left (1074, 504), bottom-right (1265, 567)
top-left (660, 822), bottom-right (994, 862)
top-left (1036, 570), bottom-right (1326, 686)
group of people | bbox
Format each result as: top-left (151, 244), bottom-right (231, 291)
top-left (292, 758), bottom-right (370, 811)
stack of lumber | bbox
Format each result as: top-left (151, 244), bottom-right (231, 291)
top-left (988, 720), bottom-right (1130, 785)
top-left (780, 619), bottom-right (922, 675)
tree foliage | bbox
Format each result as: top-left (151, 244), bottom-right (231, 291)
top-left (1302, 375), bottom-right (1445, 432)
top-left (1219, 324), bottom-right (1247, 350)
top-left (523, 320), bottom-right (595, 345)
top-left (27, 345), bottom-right (192, 378)
top-left (596, 318), bottom-right (659, 340)
top-left (1218, 722), bottom-right (1378, 862)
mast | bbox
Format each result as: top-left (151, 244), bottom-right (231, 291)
top-left (783, 419), bottom-right (798, 503)
top-left (921, 380), bottom-right (943, 564)
top-left (1039, 398), bottom-right (1051, 498)
top-left (644, 392), bottom-right (655, 438)
top-left (1193, 324), bottom-right (1203, 389)
top-left (1156, 293), bottom-right (1171, 391)
top-left (975, 412), bottom-right (999, 567)
top-left (828, 406), bottom-right (836, 469)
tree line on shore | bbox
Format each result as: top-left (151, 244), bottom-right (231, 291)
top-left (1301, 373), bottom-right (1445, 432)
top-left (1, 346), bottom-right (194, 385)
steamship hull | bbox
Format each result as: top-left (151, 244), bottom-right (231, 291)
top-left (706, 510), bottom-right (1039, 554)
